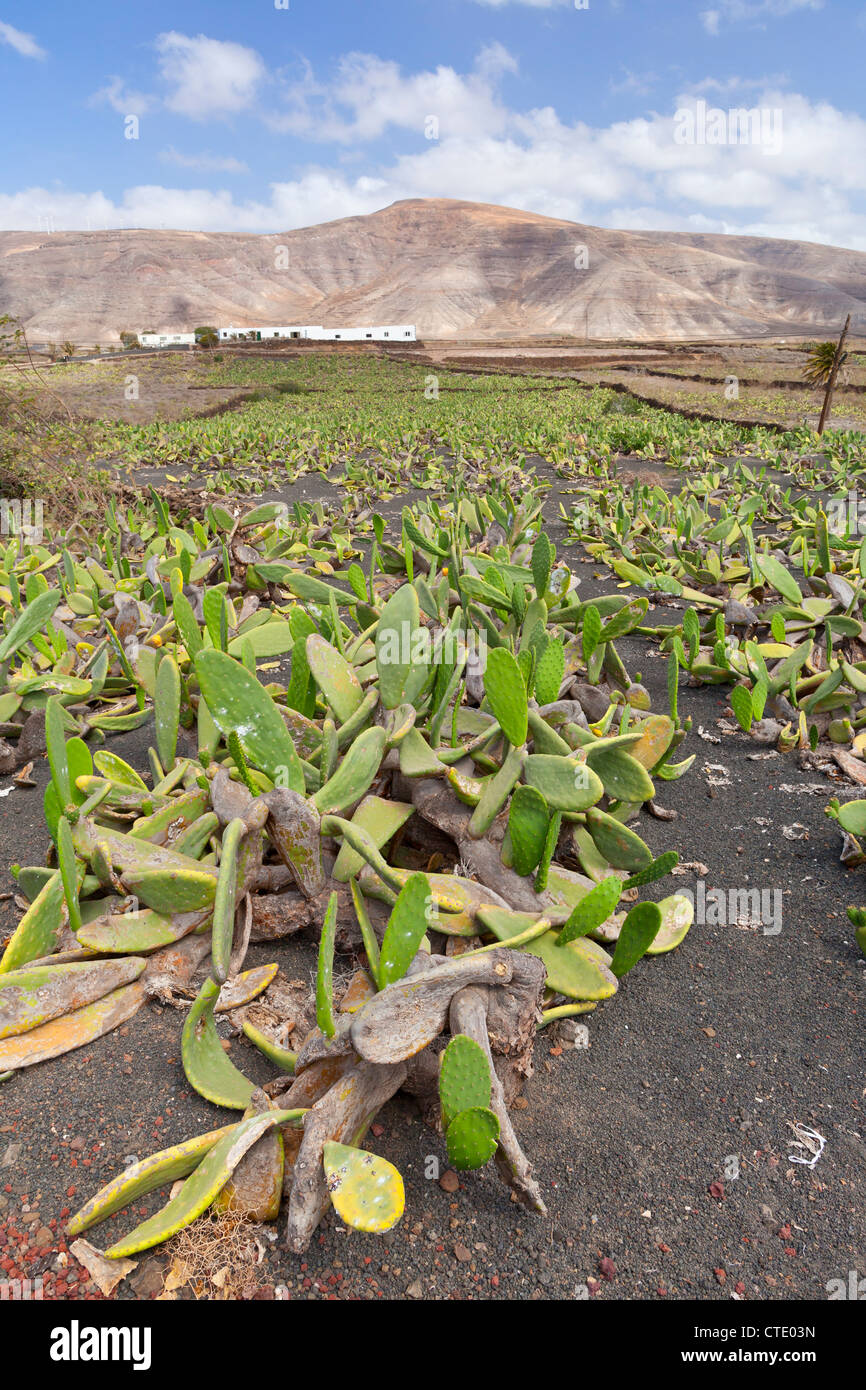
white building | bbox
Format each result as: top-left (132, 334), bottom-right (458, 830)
top-left (218, 324), bottom-right (309, 342)
top-left (312, 325), bottom-right (416, 342)
top-left (139, 332), bottom-right (196, 348)
top-left (217, 324), bottom-right (416, 343)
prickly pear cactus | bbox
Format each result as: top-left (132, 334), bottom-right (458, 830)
top-left (322, 1142), bottom-right (405, 1233)
top-left (482, 647), bottom-right (528, 748)
top-left (439, 1035), bottom-right (491, 1129)
top-left (445, 1106), bottom-right (501, 1171)
top-left (846, 906), bottom-right (866, 958)
top-left (378, 872), bottom-right (431, 987)
top-left (0, 484), bottom-right (701, 1258)
top-left (610, 901), bottom-right (663, 977)
top-left (556, 875), bottom-right (622, 946)
top-left (507, 785), bottom-right (550, 878)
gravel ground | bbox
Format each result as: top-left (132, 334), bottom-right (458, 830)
top-left (0, 469), bottom-right (863, 1303)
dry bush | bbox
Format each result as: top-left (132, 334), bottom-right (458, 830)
top-left (0, 314), bottom-right (113, 525)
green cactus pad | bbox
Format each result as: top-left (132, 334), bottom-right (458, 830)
top-left (481, 911), bottom-right (618, 1001)
top-left (77, 908), bottom-right (197, 954)
top-left (527, 708), bottom-right (572, 756)
top-left (556, 875), bottom-right (622, 946)
top-left (532, 533), bottom-right (553, 597)
top-left (584, 743), bottom-right (655, 803)
top-left (399, 727), bottom-right (447, 778)
top-left (312, 726), bottom-right (387, 816)
top-left (181, 976), bottom-right (255, 1110)
top-left (534, 638), bottom-right (565, 705)
top-left (507, 784), bottom-right (550, 877)
top-left (475, 905), bottom-right (541, 939)
top-left (586, 806), bottom-right (654, 871)
top-left (597, 596), bottom-right (649, 642)
top-left (524, 754), bottom-right (604, 812)
top-left (375, 583), bottom-right (424, 709)
top-left (445, 1106), bottom-right (500, 1171)
top-left (195, 649), bottom-right (304, 791)
top-left (482, 647), bottom-right (528, 748)
top-left (439, 1035), bottom-right (492, 1129)
top-left (242, 1018), bottom-right (297, 1073)
top-left (45, 696), bottom-right (71, 807)
top-left (68, 1123), bottom-right (236, 1237)
top-left (316, 891), bottom-right (339, 1037)
top-left (622, 850), bottom-right (679, 889)
top-left (305, 634), bottom-right (365, 724)
top-left (323, 1142), bottom-right (405, 1233)
top-left (106, 1109), bottom-right (305, 1258)
top-left (122, 865), bottom-right (218, 915)
top-left (154, 652), bottom-right (181, 771)
top-left (93, 751), bottom-right (148, 790)
top-left (528, 932), bottom-right (618, 1001)
top-left (0, 871), bottom-right (68, 975)
top-left (834, 798), bottom-right (866, 835)
top-left (379, 872), bottom-right (432, 987)
top-left (610, 901), bottom-right (663, 977)
top-left (130, 789), bottom-right (210, 844)
top-left (572, 825), bottom-right (615, 883)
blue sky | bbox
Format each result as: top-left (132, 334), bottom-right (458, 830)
top-left (1, 0), bottom-right (864, 247)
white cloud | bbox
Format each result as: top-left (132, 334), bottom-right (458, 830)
top-left (0, 177), bottom-right (389, 235)
top-left (5, 55), bottom-right (866, 253)
top-left (90, 76), bottom-right (155, 116)
top-left (610, 69), bottom-right (659, 97)
top-left (159, 148), bottom-right (249, 173)
top-left (156, 32), bottom-right (265, 120)
top-left (701, 0), bottom-right (823, 31)
top-left (271, 45), bottom-right (516, 142)
top-left (690, 73), bottom-right (789, 93)
top-left (0, 20), bottom-right (46, 59)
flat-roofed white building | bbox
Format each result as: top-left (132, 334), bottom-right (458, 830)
top-left (218, 325), bottom-right (312, 341)
top-left (139, 332), bottom-right (196, 348)
top-left (217, 324), bottom-right (416, 343)
top-left (310, 325), bottom-right (416, 342)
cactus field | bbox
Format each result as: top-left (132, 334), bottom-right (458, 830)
top-left (0, 352), bottom-right (863, 1300)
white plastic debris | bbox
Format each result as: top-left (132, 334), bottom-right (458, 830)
top-left (786, 1122), bottom-right (826, 1169)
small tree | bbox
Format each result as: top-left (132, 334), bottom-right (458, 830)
top-left (803, 341), bottom-right (841, 387)
top-left (194, 326), bottom-right (219, 349)
top-left (119, 331), bottom-right (140, 351)
top-left (61, 341), bottom-right (76, 359)
top-left (803, 314), bottom-right (851, 435)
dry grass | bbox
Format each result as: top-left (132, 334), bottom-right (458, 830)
top-left (163, 1207), bottom-right (273, 1301)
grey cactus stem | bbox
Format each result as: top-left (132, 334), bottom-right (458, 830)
top-left (285, 1057), bottom-right (409, 1253)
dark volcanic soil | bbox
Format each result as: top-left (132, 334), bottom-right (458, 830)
top-left (0, 477), bottom-right (863, 1304)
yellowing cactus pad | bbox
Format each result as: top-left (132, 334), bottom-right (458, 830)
top-left (322, 1142), bottom-right (405, 1234)
top-left (645, 894), bottom-right (694, 954)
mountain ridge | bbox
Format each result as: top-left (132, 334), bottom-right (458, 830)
top-left (1, 197), bottom-right (864, 343)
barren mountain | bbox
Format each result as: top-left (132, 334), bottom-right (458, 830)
top-left (1, 198), bottom-right (864, 344)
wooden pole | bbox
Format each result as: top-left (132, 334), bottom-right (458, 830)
top-left (817, 313), bottom-right (851, 436)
